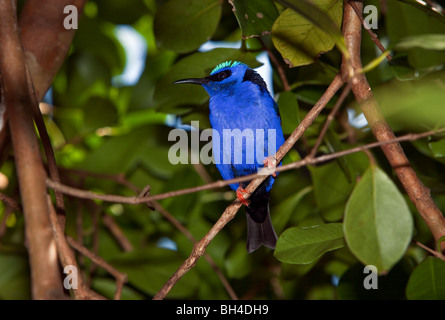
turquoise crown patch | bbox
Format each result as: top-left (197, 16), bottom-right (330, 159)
top-left (211, 61), bottom-right (243, 75)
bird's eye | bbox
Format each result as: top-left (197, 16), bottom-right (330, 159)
top-left (218, 70), bottom-right (230, 81)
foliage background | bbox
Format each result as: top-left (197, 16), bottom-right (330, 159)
top-left (1, 0), bottom-right (445, 300)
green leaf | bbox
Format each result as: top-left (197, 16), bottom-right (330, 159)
top-left (154, 0), bottom-right (222, 53)
top-left (274, 223), bottom-right (344, 264)
top-left (95, 0), bottom-right (149, 25)
top-left (310, 160), bottom-right (355, 222)
top-left (429, 139), bottom-right (445, 158)
top-left (387, 1), bottom-right (445, 69)
top-left (376, 72), bottom-right (445, 131)
top-left (276, 91), bottom-right (299, 135)
top-left (272, 185), bottom-right (313, 234)
top-left (397, 0), bottom-right (445, 24)
top-left (154, 48), bottom-right (261, 113)
top-left (229, 0), bottom-right (279, 38)
top-left (224, 242), bottom-right (252, 279)
top-left (344, 165), bottom-right (413, 272)
top-left (110, 248), bottom-right (199, 298)
top-left (395, 34), bottom-right (445, 51)
top-left (0, 253), bottom-right (31, 300)
top-left (406, 257), bottom-right (445, 300)
top-left (82, 97), bottom-right (118, 132)
top-left (272, 0), bottom-right (344, 67)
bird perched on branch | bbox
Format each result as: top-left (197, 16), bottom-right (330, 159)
top-left (174, 61), bottom-right (285, 253)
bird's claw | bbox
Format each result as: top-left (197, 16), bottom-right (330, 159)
top-left (263, 156), bottom-right (277, 178)
top-left (236, 187), bottom-right (250, 206)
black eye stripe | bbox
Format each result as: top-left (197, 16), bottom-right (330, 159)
top-left (205, 70), bottom-right (232, 82)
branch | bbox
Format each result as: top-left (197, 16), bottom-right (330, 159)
top-left (308, 83), bottom-right (351, 158)
top-left (46, 197), bottom-right (105, 300)
top-left (342, 0), bottom-right (445, 251)
top-left (46, 128), bottom-right (445, 206)
top-left (150, 201), bottom-right (239, 300)
top-left (66, 236), bottom-right (128, 300)
top-left (0, 0), bottom-right (65, 299)
top-left (348, 0), bottom-right (392, 61)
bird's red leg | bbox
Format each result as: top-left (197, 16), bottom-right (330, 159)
top-left (236, 187), bottom-right (250, 206)
top-left (263, 156), bottom-right (277, 177)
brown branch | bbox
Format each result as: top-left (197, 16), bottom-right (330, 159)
top-left (415, 241), bottom-right (445, 261)
top-left (259, 38), bottom-right (291, 91)
top-left (150, 201), bottom-right (239, 300)
top-left (66, 236), bottom-right (128, 300)
top-left (102, 214), bottom-right (134, 252)
top-left (0, 191), bottom-right (21, 212)
top-left (152, 74), bottom-right (345, 300)
top-left (26, 65), bottom-right (66, 228)
top-left (348, 0), bottom-right (392, 61)
top-left (308, 83), bottom-right (351, 158)
top-left (46, 197), bottom-right (105, 300)
top-left (0, 0), bottom-right (65, 299)
top-left (45, 128), bottom-right (445, 207)
top-left (341, 0), bottom-right (445, 251)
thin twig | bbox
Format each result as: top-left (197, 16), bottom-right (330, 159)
top-left (102, 214), bottom-right (134, 252)
top-left (46, 196), bottom-right (105, 300)
top-left (259, 38), bottom-right (291, 91)
top-left (308, 83), bottom-right (351, 158)
top-left (151, 201), bottom-right (239, 300)
top-left (415, 241), bottom-right (445, 261)
top-left (0, 191), bottom-right (21, 211)
top-left (67, 236), bottom-right (128, 300)
top-left (46, 128), bottom-right (445, 206)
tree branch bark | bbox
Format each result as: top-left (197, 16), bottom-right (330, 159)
top-left (342, 0), bottom-right (445, 250)
top-left (0, 0), bottom-right (65, 299)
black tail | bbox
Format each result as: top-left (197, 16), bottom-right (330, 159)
top-left (245, 191), bottom-right (278, 253)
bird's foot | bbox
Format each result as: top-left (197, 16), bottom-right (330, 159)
top-left (263, 156), bottom-right (277, 178)
top-left (236, 187), bottom-right (250, 206)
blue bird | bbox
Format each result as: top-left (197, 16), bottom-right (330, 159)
top-left (174, 61), bottom-right (285, 253)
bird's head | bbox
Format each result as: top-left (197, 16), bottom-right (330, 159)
top-left (174, 61), bottom-right (268, 97)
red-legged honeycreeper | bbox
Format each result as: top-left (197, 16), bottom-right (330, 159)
top-left (174, 61), bottom-right (285, 253)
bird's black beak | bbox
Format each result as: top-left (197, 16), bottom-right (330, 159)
top-left (174, 78), bottom-right (209, 85)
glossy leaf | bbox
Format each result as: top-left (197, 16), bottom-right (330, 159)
top-left (272, 0), bottom-right (344, 67)
top-left (276, 91), bottom-right (300, 135)
top-left (429, 139), bottom-right (445, 158)
top-left (406, 257), bottom-right (445, 300)
top-left (387, 1), bottom-right (445, 69)
top-left (154, 0), bottom-right (222, 53)
top-left (310, 160), bottom-right (355, 222)
top-left (395, 34), bottom-right (445, 51)
top-left (229, 0), bottom-right (279, 38)
top-left (344, 165), bottom-right (413, 272)
top-left (272, 185), bottom-right (313, 234)
top-left (275, 223), bottom-right (344, 264)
